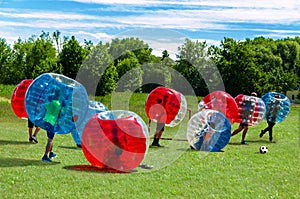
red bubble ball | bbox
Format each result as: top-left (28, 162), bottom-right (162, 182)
top-left (11, 79), bottom-right (33, 119)
top-left (145, 86), bottom-right (186, 126)
top-left (81, 111), bottom-right (148, 172)
top-left (198, 91), bottom-right (239, 124)
top-left (234, 94), bottom-right (266, 126)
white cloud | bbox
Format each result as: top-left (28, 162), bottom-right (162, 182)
top-left (70, 31), bottom-right (114, 42)
top-left (0, 0), bottom-right (299, 46)
top-left (0, 1), bottom-right (299, 32)
top-left (69, 0), bottom-right (300, 10)
top-left (0, 10), bottom-right (98, 20)
top-left (0, 31), bottom-right (20, 45)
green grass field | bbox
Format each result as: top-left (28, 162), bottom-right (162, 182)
top-left (0, 84), bottom-right (299, 199)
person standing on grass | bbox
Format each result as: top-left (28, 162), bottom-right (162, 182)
top-left (260, 94), bottom-right (281, 142)
top-left (28, 119), bottom-right (40, 143)
top-left (41, 90), bottom-right (61, 162)
top-left (149, 95), bottom-right (168, 147)
top-left (231, 92), bottom-right (257, 145)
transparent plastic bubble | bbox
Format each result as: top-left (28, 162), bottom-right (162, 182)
top-left (262, 92), bottom-right (290, 123)
top-left (81, 110), bottom-right (150, 172)
top-left (198, 91), bottom-right (239, 124)
top-left (234, 94), bottom-right (266, 126)
top-left (187, 109), bottom-right (231, 152)
top-left (25, 73), bottom-right (89, 134)
top-left (71, 100), bottom-right (109, 145)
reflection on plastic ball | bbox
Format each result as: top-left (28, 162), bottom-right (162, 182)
top-left (81, 110), bottom-right (149, 172)
top-left (25, 73), bottom-right (88, 134)
top-left (262, 92), bottom-right (290, 123)
top-left (187, 110), bottom-right (231, 152)
top-left (198, 90), bottom-right (238, 124)
top-left (11, 79), bottom-right (33, 119)
top-left (145, 86), bottom-right (187, 127)
top-left (71, 100), bottom-right (109, 146)
top-left (234, 94), bottom-right (266, 126)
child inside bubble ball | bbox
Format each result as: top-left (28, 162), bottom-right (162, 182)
top-left (231, 92), bottom-right (257, 145)
top-left (260, 94), bottom-right (280, 142)
top-left (41, 89), bottom-right (61, 162)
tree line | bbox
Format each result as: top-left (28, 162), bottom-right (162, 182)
top-left (0, 30), bottom-right (299, 97)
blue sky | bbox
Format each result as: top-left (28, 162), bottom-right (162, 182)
top-left (0, 0), bottom-right (299, 57)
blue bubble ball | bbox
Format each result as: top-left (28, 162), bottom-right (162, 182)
top-left (187, 110), bottom-right (231, 152)
top-left (25, 73), bottom-right (89, 134)
top-left (262, 92), bottom-right (291, 123)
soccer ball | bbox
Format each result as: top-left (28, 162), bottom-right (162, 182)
top-left (260, 146), bottom-right (268, 154)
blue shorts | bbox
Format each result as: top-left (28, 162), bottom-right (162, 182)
top-left (47, 131), bottom-right (55, 139)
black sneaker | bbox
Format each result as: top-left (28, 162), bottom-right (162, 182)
top-left (49, 152), bottom-right (57, 159)
top-left (31, 135), bottom-right (38, 143)
top-left (241, 141), bottom-right (248, 145)
top-left (259, 130), bottom-right (264, 138)
top-left (29, 137), bottom-right (33, 143)
top-left (42, 155), bottom-right (52, 162)
top-left (151, 142), bottom-right (161, 147)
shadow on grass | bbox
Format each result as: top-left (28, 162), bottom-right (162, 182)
top-left (0, 139), bottom-right (30, 145)
top-left (58, 145), bottom-right (81, 150)
top-left (228, 140), bottom-right (275, 145)
top-left (0, 157), bottom-right (60, 167)
top-left (63, 165), bottom-right (136, 174)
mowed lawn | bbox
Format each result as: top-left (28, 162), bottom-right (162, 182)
top-left (0, 85), bottom-right (299, 199)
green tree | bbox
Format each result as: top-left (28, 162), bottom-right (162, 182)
top-left (59, 36), bottom-right (87, 79)
top-left (77, 42), bottom-right (114, 96)
top-left (175, 39), bottom-right (220, 96)
top-left (97, 64), bottom-right (118, 96)
top-left (28, 33), bottom-right (60, 77)
top-left (3, 33), bottom-right (60, 84)
top-left (109, 37), bottom-right (151, 65)
top-left (215, 38), bottom-right (263, 96)
top-left (0, 38), bottom-right (13, 84)
top-left (141, 62), bottom-right (172, 93)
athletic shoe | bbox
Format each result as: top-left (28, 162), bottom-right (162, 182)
top-left (42, 155), bottom-right (52, 162)
top-left (49, 152), bottom-right (57, 159)
top-left (31, 135), bottom-right (38, 143)
top-left (29, 137), bottom-right (33, 143)
top-left (259, 130), bottom-right (264, 138)
top-left (241, 141), bottom-right (248, 145)
top-left (151, 142), bottom-right (161, 147)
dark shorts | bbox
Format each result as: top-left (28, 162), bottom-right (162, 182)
top-left (47, 131), bottom-right (55, 139)
top-left (240, 123), bottom-right (248, 128)
top-left (28, 119), bottom-right (37, 128)
top-left (156, 123), bottom-right (165, 132)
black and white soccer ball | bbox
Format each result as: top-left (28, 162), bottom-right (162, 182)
top-left (260, 146), bottom-right (268, 154)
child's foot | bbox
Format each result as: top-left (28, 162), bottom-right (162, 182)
top-left (241, 141), bottom-right (248, 145)
top-left (42, 155), bottom-right (52, 162)
top-left (31, 135), bottom-right (38, 143)
top-left (49, 152), bottom-right (57, 159)
top-left (151, 142), bottom-right (161, 147)
top-left (259, 130), bottom-right (264, 138)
